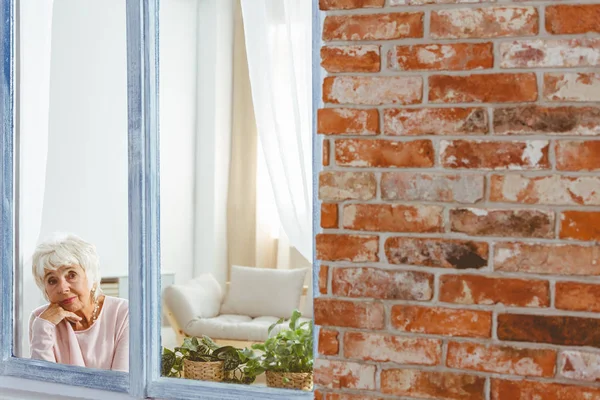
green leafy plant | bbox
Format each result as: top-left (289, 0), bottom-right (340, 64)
top-left (251, 310), bottom-right (313, 374)
top-left (161, 335), bottom-right (262, 384)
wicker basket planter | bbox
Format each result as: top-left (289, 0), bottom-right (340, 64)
top-left (266, 371), bottom-right (313, 391)
top-left (183, 359), bottom-right (224, 382)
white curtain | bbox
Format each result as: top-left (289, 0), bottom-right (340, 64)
top-left (19, 0), bottom-right (54, 357)
top-left (240, 0), bottom-right (313, 262)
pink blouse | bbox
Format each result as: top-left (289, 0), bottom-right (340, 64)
top-left (29, 296), bottom-right (129, 372)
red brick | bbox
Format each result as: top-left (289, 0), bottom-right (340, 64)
top-left (320, 203), bottom-right (338, 229)
top-left (546, 5), bottom-right (600, 34)
top-left (319, 171), bottom-right (377, 201)
top-left (318, 108), bottom-right (379, 135)
top-left (344, 332), bottom-right (441, 365)
top-left (381, 172), bottom-right (484, 203)
top-left (489, 174), bottom-right (600, 206)
top-left (384, 107), bottom-right (488, 136)
top-left (441, 140), bottom-right (549, 170)
top-left (389, 43), bottom-right (493, 71)
top-left (447, 342), bottom-right (556, 377)
top-left (321, 45), bottom-right (380, 73)
top-left (391, 305), bottom-right (492, 338)
top-left (381, 369), bottom-right (485, 400)
top-left (343, 204), bottom-right (443, 233)
top-left (560, 211), bottom-right (600, 241)
top-left (495, 242), bottom-right (600, 275)
top-left (429, 74), bottom-right (538, 103)
top-left (323, 76), bottom-right (422, 105)
top-left (314, 359), bottom-right (376, 390)
top-left (492, 379), bottom-right (600, 400)
top-left (497, 313), bottom-right (600, 347)
top-left (323, 139), bottom-right (330, 166)
top-left (335, 139), bottom-right (434, 168)
top-left (559, 351), bottom-right (600, 382)
top-left (319, 0), bottom-right (384, 10)
top-left (318, 329), bottom-right (339, 356)
top-left (500, 38), bottom-right (600, 68)
top-left (493, 106), bottom-right (600, 136)
top-left (431, 7), bottom-right (538, 39)
top-left (314, 298), bottom-right (384, 330)
top-left (316, 234), bottom-right (379, 262)
top-left (450, 208), bottom-right (554, 238)
top-left (319, 265), bottom-right (329, 295)
top-left (332, 267), bottom-right (433, 300)
top-left (385, 237), bottom-right (489, 269)
top-left (556, 282), bottom-right (600, 312)
top-left (557, 141), bottom-right (600, 172)
top-left (440, 275), bottom-right (550, 307)
top-left (544, 73), bottom-right (600, 102)
top-left (323, 13), bottom-right (423, 41)
top-left (322, 393), bottom-right (384, 400)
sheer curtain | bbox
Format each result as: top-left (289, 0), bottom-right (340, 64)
top-left (18, 0), bottom-right (54, 357)
top-left (240, 0), bottom-right (313, 263)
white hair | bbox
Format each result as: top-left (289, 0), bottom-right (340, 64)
top-left (32, 232), bottom-right (102, 301)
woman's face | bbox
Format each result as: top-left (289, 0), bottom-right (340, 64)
top-left (43, 264), bottom-right (92, 311)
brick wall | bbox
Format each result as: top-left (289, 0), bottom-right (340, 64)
top-left (314, 0), bottom-right (600, 399)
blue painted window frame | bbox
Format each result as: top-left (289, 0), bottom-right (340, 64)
top-left (0, 0), bottom-right (320, 398)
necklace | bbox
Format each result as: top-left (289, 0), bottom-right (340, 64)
top-left (90, 298), bottom-right (100, 323)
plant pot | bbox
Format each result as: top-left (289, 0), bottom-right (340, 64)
top-left (265, 371), bottom-right (313, 391)
top-left (183, 359), bottom-right (225, 382)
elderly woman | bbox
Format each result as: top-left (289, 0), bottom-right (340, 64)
top-left (29, 233), bottom-right (129, 372)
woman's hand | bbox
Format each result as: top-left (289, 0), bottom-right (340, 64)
top-left (38, 303), bottom-right (82, 325)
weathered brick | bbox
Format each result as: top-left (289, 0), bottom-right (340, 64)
top-left (321, 45), bottom-right (380, 73)
top-left (495, 243), bottom-right (600, 275)
top-left (450, 208), bottom-right (554, 238)
top-left (493, 106), bottom-right (600, 136)
top-left (545, 73), bottom-right (600, 102)
top-left (323, 139), bottom-right (330, 166)
top-left (318, 108), bottom-right (379, 135)
top-left (391, 305), bottom-right (492, 338)
top-left (314, 359), bottom-right (376, 390)
top-left (343, 204), bottom-right (443, 233)
top-left (492, 379), bottom-right (600, 400)
top-left (344, 332), bottom-right (441, 365)
top-left (321, 393), bottom-right (384, 400)
top-left (381, 369), bottom-right (485, 399)
top-left (314, 298), bottom-right (385, 329)
top-left (489, 174), bottom-right (600, 206)
top-left (546, 5), bottom-right (600, 34)
top-left (559, 351), bottom-right (600, 382)
top-left (557, 141), bottom-right (600, 172)
top-left (381, 172), bottom-right (484, 203)
top-left (319, 171), bottom-right (377, 201)
top-left (323, 76), bottom-right (423, 105)
top-left (386, 237), bottom-right (489, 269)
top-left (429, 74), bottom-right (537, 103)
top-left (384, 107), bottom-right (488, 136)
top-left (318, 329), bottom-right (339, 356)
top-left (431, 7), bottom-right (538, 39)
top-left (440, 275), bottom-right (550, 307)
top-left (560, 211), bottom-right (600, 241)
top-left (335, 139), bottom-right (434, 168)
top-left (500, 39), bottom-right (600, 68)
top-left (320, 204), bottom-right (338, 229)
top-left (392, 0), bottom-right (493, 4)
top-left (556, 282), bottom-right (600, 312)
top-left (319, 265), bottom-right (329, 295)
top-left (320, 0), bottom-right (384, 10)
top-left (441, 140), bottom-right (549, 170)
top-left (332, 267), bottom-right (433, 300)
top-left (447, 342), bottom-right (556, 377)
top-left (316, 234), bottom-right (379, 262)
top-left (322, 13), bottom-right (423, 41)
top-left (497, 314), bottom-right (600, 347)
top-left (389, 43), bottom-right (493, 71)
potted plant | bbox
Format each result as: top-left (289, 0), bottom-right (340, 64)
top-left (161, 335), bottom-right (262, 384)
top-left (251, 310), bottom-right (313, 391)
